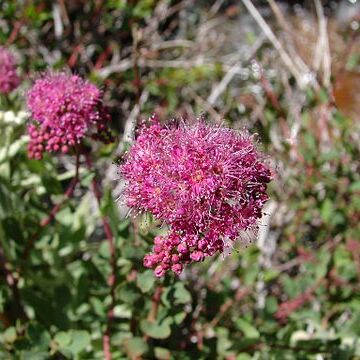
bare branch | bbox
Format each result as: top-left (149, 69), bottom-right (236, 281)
top-left (242, 0), bottom-right (315, 89)
top-left (207, 34), bottom-right (265, 105)
top-left (314, 0), bottom-right (332, 88)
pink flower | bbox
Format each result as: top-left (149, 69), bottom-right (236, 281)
top-left (190, 251), bottom-right (204, 262)
top-left (26, 72), bottom-right (113, 159)
top-left (171, 263), bottom-right (183, 275)
top-left (154, 265), bottom-right (166, 278)
top-left (177, 243), bottom-right (188, 254)
top-left (120, 115), bottom-right (272, 276)
top-left (0, 47), bottom-right (20, 94)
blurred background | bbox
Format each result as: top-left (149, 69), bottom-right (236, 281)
top-left (0, 0), bottom-right (359, 359)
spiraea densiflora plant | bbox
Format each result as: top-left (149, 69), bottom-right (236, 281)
top-left (0, 47), bottom-right (20, 94)
top-left (120, 115), bottom-right (272, 277)
top-left (25, 71), bottom-right (116, 359)
top-left (26, 72), bottom-right (113, 159)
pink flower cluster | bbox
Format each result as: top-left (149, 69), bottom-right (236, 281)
top-left (27, 73), bottom-right (113, 159)
top-left (120, 115), bottom-right (271, 277)
top-left (0, 47), bottom-right (20, 94)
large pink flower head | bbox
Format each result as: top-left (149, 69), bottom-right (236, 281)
top-left (0, 47), bottom-right (20, 94)
top-left (120, 115), bottom-right (272, 277)
top-left (26, 72), bottom-right (113, 159)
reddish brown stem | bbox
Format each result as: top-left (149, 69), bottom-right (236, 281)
top-left (40, 177), bottom-right (77, 227)
top-left (6, 20), bottom-right (23, 46)
top-left (103, 332), bottom-right (111, 360)
top-left (94, 45), bottom-right (112, 70)
top-left (260, 73), bottom-right (281, 112)
top-left (67, 45), bottom-right (83, 68)
top-left (84, 153), bottom-right (116, 360)
top-left (148, 286), bottom-right (163, 322)
top-left (44, 151), bottom-right (80, 225)
top-left (142, 285), bottom-right (163, 343)
top-left (275, 277), bottom-right (324, 321)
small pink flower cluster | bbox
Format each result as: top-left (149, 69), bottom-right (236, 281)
top-left (120, 115), bottom-right (271, 277)
top-left (27, 73), bottom-right (113, 159)
top-left (0, 47), bottom-right (20, 94)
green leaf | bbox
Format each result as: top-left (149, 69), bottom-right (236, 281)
top-left (320, 199), bottom-right (334, 224)
top-left (349, 181), bottom-right (360, 193)
top-left (236, 354), bottom-right (253, 360)
top-left (235, 319), bottom-right (260, 338)
top-left (27, 323), bottom-right (51, 350)
top-left (263, 269), bottom-right (280, 282)
top-left (154, 347), bottom-right (171, 360)
top-left (117, 283), bottom-right (141, 304)
top-left (265, 297), bottom-right (278, 314)
top-left (173, 283), bottom-right (191, 305)
top-left (90, 296), bottom-right (106, 317)
top-left (140, 319), bottom-right (172, 339)
top-left (173, 311), bottom-right (186, 325)
top-left (20, 351), bottom-right (48, 360)
top-left (216, 327), bottom-right (232, 355)
top-left (54, 331), bottom-right (71, 348)
top-left (315, 251), bottom-right (331, 280)
top-left (136, 270), bottom-right (155, 293)
top-left (3, 327), bottom-right (17, 343)
top-left (113, 304), bottom-right (132, 319)
top-left (2, 217), bottom-right (24, 242)
top-left (123, 337), bottom-right (148, 358)
top-left (56, 330), bottom-right (91, 356)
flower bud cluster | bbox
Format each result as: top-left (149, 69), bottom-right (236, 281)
top-left (27, 73), bottom-right (113, 159)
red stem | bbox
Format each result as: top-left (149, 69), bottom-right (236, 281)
top-left (85, 153), bottom-right (116, 360)
top-left (40, 178), bottom-right (77, 227)
top-left (148, 286), bottom-right (163, 322)
top-left (6, 20), bottom-right (23, 46)
top-left (143, 286), bottom-right (163, 342)
top-left (94, 45), bottom-right (112, 70)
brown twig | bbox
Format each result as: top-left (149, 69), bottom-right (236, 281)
top-left (84, 153), bottom-right (116, 360)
